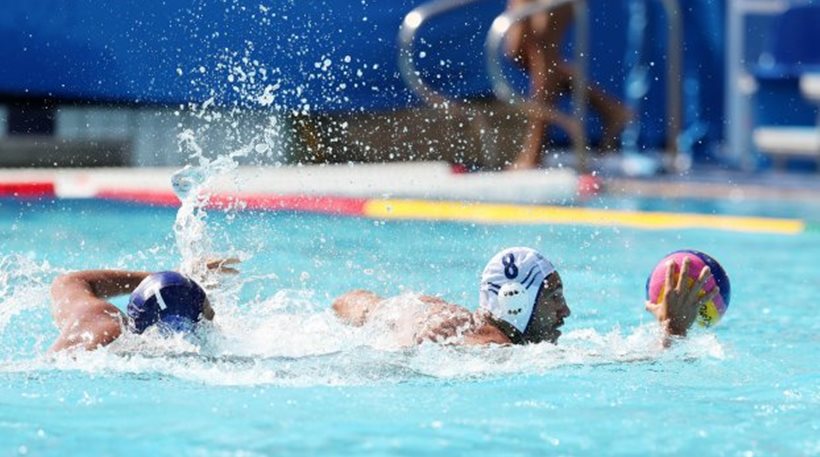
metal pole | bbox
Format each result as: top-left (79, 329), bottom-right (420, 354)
top-left (398, 0), bottom-right (483, 108)
top-left (659, 0), bottom-right (682, 169)
top-left (398, 0), bottom-right (502, 168)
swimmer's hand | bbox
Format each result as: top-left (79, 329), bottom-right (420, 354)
top-left (199, 258), bottom-right (240, 289)
top-left (646, 257), bottom-right (719, 337)
top-left (206, 258), bottom-right (240, 275)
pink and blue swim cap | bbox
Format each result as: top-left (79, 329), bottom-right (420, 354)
top-left (127, 272), bottom-right (207, 334)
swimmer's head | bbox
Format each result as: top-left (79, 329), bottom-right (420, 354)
top-left (127, 272), bottom-right (213, 334)
top-left (479, 247), bottom-right (570, 344)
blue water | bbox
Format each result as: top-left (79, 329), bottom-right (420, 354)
top-left (1, 197), bottom-right (818, 456)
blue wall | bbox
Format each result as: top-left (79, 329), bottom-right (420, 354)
top-left (0, 0), bottom-right (725, 152)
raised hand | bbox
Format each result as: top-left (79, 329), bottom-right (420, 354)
top-left (646, 257), bottom-right (719, 336)
top-left (205, 258), bottom-right (240, 275)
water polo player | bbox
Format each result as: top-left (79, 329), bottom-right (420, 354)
top-left (49, 260), bottom-right (237, 352)
top-left (333, 246), bottom-right (717, 346)
top-left (332, 247), bottom-right (571, 346)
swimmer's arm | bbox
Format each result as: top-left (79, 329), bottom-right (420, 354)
top-left (413, 301), bottom-right (473, 344)
top-left (49, 302), bottom-right (124, 352)
top-left (53, 270), bottom-right (151, 301)
top-left (332, 289), bottom-right (383, 326)
top-left (198, 258), bottom-right (241, 289)
top-left (462, 324), bottom-right (512, 346)
top-left (646, 258), bottom-right (719, 339)
top-left (49, 270), bottom-right (149, 352)
top-left (414, 301), bottom-right (512, 346)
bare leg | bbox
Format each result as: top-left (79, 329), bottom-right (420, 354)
top-left (591, 87), bottom-right (632, 151)
top-left (510, 42), bottom-right (553, 169)
top-left (554, 66), bottom-right (633, 151)
top-left (508, 5), bottom-right (572, 169)
top-left (506, 2), bottom-right (631, 165)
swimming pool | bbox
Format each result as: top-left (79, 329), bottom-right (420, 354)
top-left (1, 196), bottom-right (818, 456)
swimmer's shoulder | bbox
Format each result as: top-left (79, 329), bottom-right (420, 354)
top-left (418, 296), bottom-right (471, 317)
top-left (464, 320), bottom-right (513, 346)
top-left (417, 298), bottom-right (511, 345)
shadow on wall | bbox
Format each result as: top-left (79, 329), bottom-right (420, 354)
top-left (0, 100), bottom-right (530, 170)
top-left (290, 99), bottom-right (529, 170)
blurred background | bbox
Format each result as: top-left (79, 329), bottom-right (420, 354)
top-left (2, 5), bottom-right (819, 455)
top-left (0, 0), bottom-right (817, 174)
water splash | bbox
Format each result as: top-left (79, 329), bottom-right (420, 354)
top-left (0, 254), bottom-right (59, 359)
top-left (170, 48), bottom-right (293, 283)
top-left (0, 279), bottom-right (727, 387)
top-left (171, 130), bottom-right (252, 281)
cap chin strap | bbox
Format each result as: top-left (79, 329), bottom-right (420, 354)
top-left (486, 315), bottom-right (526, 345)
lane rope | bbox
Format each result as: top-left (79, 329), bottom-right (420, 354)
top-left (0, 182), bottom-right (807, 235)
top-left (363, 199), bottom-right (806, 235)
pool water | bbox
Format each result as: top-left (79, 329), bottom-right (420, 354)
top-left (1, 197), bottom-right (818, 456)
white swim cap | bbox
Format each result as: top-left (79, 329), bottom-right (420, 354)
top-left (479, 247), bottom-right (556, 333)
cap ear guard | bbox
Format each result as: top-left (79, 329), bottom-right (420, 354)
top-left (495, 282), bottom-right (532, 332)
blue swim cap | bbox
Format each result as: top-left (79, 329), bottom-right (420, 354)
top-left (127, 272), bottom-right (207, 334)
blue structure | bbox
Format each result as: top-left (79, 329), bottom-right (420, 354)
top-left (0, 0), bottom-right (725, 156)
top-left (753, 4), bottom-right (820, 127)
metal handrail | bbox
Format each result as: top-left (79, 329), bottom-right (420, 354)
top-left (398, 0), bottom-right (485, 110)
top-left (398, 0), bottom-right (680, 172)
top-left (659, 0), bottom-right (682, 165)
top-left (486, 0), bottom-right (684, 171)
top-left (398, 0), bottom-right (505, 168)
top-left (485, 0), bottom-right (589, 171)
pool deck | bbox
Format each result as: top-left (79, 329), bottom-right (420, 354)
top-left (0, 163), bottom-right (816, 235)
top-left (608, 169), bottom-right (820, 202)
top-left (0, 162), bottom-right (581, 203)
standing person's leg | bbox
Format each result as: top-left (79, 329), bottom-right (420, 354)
top-left (547, 4), bottom-right (630, 151)
top-left (505, 0), bottom-right (541, 169)
top-left (553, 66), bottom-right (633, 151)
top-left (549, 2), bottom-right (631, 151)
top-left (526, 2), bottom-right (632, 154)
top-left (511, 39), bottom-right (552, 169)
top-left (508, 4), bottom-right (573, 169)
top-left (589, 85), bottom-right (632, 151)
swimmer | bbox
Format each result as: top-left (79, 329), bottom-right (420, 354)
top-left (332, 247), bottom-right (716, 346)
top-left (49, 259), bottom-right (238, 352)
top-left (333, 247), bottom-right (568, 345)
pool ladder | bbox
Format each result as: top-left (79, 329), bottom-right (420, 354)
top-left (398, 0), bottom-right (505, 169)
top-left (398, 0), bottom-right (683, 172)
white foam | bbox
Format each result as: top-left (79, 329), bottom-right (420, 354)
top-left (0, 254), bottom-right (54, 335)
top-left (0, 258), bottom-right (727, 388)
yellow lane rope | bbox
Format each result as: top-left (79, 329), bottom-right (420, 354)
top-left (363, 199), bottom-right (805, 235)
